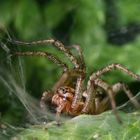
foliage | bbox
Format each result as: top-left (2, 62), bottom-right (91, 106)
top-left (17, 111), bottom-right (140, 140)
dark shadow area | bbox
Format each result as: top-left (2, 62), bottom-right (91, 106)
top-left (104, 0), bottom-right (140, 45)
top-left (116, 81), bottom-right (140, 105)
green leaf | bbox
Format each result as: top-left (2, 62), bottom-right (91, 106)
top-left (17, 111), bottom-right (140, 140)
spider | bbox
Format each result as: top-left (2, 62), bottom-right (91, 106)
top-left (11, 38), bottom-right (140, 123)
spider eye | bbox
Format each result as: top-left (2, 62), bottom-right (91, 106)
top-left (59, 87), bottom-right (66, 94)
top-left (62, 89), bottom-right (66, 93)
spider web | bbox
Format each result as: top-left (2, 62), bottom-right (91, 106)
top-left (0, 42), bottom-right (71, 139)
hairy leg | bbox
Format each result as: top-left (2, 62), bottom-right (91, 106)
top-left (14, 50), bottom-right (85, 92)
top-left (14, 51), bottom-right (68, 72)
top-left (40, 90), bottom-right (52, 109)
top-left (10, 39), bottom-right (80, 69)
top-left (53, 69), bottom-right (84, 91)
top-left (11, 38), bottom-right (87, 106)
top-left (67, 45), bottom-right (86, 109)
top-left (72, 76), bottom-right (85, 108)
top-left (112, 82), bottom-right (140, 108)
top-left (88, 78), bottom-right (122, 123)
top-left (84, 78), bottom-right (112, 114)
top-left (84, 77), bottom-right (139, 115)
top-left (12, 39), bottom-right (87, 111)
top-left (89, 63), bottom-right (140, 81)
top-left (81, 81), bottom-right (96, 114)
top-left (68, 45), bottom-right (86, 71)
top-left (94, 79), bottom-right (140, 122)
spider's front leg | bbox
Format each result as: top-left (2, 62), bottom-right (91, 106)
top-left (54, 99), bottom-right (67, 123)
top-left (11, 39), bottom-right (80, 69)
top-left (15, 51), bottom-right (68, 73)
top-left (71, 75), bottom-right (85, 108)
top-left (89, 63), bottom-right (140, 81)
top-left (64, 45), bottom-right (86, 109)
top-left (81, 81), bottom-right (97, 114)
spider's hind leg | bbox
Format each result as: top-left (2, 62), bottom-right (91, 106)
top-left (91, 79), bottom-right (122, 123)
top-left (112, 82), bottom-right (140, 108)
top-left (93, 79), bottom-right (140, 122)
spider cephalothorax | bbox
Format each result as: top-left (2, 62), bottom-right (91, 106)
top-left (52, 86), bottom-right (84, 116)
top-left (12, 39), bottom-right (140, 123)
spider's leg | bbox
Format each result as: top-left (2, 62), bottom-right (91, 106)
top-left (89, 78), bottom-right (122, 123)
top-left (52, 44), bottom-right (86, 93)
top-left (82, 78), bottom-right (111, 114)
top-left (87, 79), bottom-right (140, 115)
top-left (11, 39), bottom-right (80, 69)
top-left (40, 90), bottom-right (52, 109)
top-left (68, 45), bottom-right (86, 71)
top-left (13, 39), bottom-right (86, 109)
top-left (66, 45), bottom-right (86, 108)
top-left (55, 101), bottom-right (67, 123)
top-left (89, 63), bottom-right (140, 81)
top-left (52, 69), bottom-right (83, 91)
top-left (72, 76), bottom-right (85, 108)
top-left (14, 51), bottom-right (68, 72)
top-left (53, 45), bottom-right (86, 92)
top-left (81, 81), bottom-right (96, 114)
top-left (112, 82), bottom-right (140, 108)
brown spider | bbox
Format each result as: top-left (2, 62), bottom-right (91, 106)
top-left (12, 39), bottom-right (140, 123)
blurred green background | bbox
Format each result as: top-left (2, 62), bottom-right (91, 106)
top-left (0, 0), bottom-right (140, 130)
